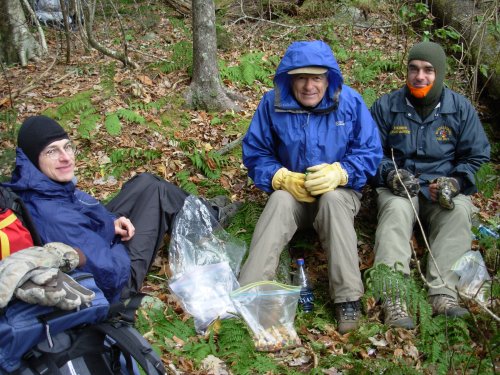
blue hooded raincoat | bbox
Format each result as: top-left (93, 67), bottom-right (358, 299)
top-left (5, 150), bottom-right (130, 302)
top-left (242, 40), bottom-right (382, 192)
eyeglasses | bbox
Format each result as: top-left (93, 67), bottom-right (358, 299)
top-left (42, 143), bottom-right (77, 160)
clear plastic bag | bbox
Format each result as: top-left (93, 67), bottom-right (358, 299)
top-left (169, 262), bottom-right (239, 334)
top-left (168, 195), bottom-right (246, 280)
top-left (451, 251), bottom-right (491, 303)
top-left (230, 281), bottom-right (302, 352)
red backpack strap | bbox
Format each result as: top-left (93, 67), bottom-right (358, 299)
top-left (0, 211), bottom-right (17, 259)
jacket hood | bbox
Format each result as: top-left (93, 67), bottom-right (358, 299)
top-left (274, 40), bottom-right (343, 112)
top-left (6, 148), bottom-right (75, 198)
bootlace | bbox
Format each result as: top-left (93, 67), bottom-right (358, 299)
top-left (338, 301), bottom-right (360, 321)
top-left (384, 297), bottom-right (409, 320)
top-left (432, 294), bottom-right (459, 310)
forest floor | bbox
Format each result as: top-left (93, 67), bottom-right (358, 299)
top-left (0, 1), bottom-right (499, 374)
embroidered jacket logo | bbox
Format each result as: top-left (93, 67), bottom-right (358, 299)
top-left (435, 126), bottom-right (452, 142)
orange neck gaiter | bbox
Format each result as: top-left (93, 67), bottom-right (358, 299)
top-left (407, 82), bottom-right (433, 99)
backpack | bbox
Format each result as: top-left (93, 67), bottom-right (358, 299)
top-left (0, 187), bottom-right (41, 260)
top-left (11, 318), bottom-right (166, 375)
top-left (0, 274), bottom-right (166, 375)
top-left (0, 187), bottom-right (166, 375)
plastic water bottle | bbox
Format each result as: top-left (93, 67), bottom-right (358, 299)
top-left (478, 224), bottom-right (500, 239)
top-left (294, 258), bottom-right (314, 313)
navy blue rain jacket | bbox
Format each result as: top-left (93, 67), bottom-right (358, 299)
top-left (242, 40), bottom-right (382, 192)
top-left (4, 150), bottom-right (130, 302)
top-left (370, 87), bottom-right (490, 197)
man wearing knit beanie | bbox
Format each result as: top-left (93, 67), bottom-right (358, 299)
top-left (5, 115), bottom-right (241, 303)
top-left (369, 41), bottom-right (490, 329)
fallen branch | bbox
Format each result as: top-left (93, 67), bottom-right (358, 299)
top-left (216, 135), bottom-right (244, 156)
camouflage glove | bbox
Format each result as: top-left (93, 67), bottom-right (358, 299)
top-left (15, 268), bottom-right (67, 307)
top-left (386, 169), bottom-right (420, 198)
top-left (0, 243), bottom-right (80, 308)
top-left (15, 269), bottom-right (95, 310)
top-left (432, 177), bottom-right (460, 210)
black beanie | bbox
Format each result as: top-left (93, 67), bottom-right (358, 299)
top-left (18, 116), bottom-right (69, 168)
top-left (407, 41), bottom-right (446, 104)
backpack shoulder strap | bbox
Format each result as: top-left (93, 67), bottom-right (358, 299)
top-left (94, 320), bottom-right (166, 375)
top-left (108, 292), bottom-right (146, 323)
top-left (0, 186), bottom-right (42, 246)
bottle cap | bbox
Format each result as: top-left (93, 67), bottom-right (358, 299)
top-left (296, 258), bottom-right (305, 265)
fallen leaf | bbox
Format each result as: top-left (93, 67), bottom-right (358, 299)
top-left (137, 74), bottom-right (153, 86)
top-left (369, 335), bottom-right (388, 347)
top-left (393, 348), bottom-right (404, 358)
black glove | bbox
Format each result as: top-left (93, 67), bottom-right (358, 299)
top-left (386, 169), bottom-right (420, 198)
top-left (432, 177), bottom-right (460, 210)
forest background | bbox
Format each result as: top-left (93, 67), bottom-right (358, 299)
top-left (0, 0), bottom-right (499, 374)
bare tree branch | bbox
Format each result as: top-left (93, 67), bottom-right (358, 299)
top-left (83, 0), bottom-right (139, 69)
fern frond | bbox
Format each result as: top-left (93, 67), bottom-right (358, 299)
top-left (216, 319), bottom-right (280, 375)
top-left (105, 113), bottom-right (122, 136)
top-left (78, 111), bottom-right (101, 139)
top-left (56, 94), bottom-right (93, 117)
top-left (187, 149), bottom-right (226, 180)
top-left (220, 52), bottom-right (277, 87)
top-left (116, 108), bottom-right (146, 124)
top-left (176, 171), bottom-right (199, 195)
top-left (153, 40), bottom-right (193, 74)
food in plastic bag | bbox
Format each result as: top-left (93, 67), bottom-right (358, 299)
top-left (230, 281), bottom-right (302, 352)
top-left (169, 262), bottom-right (239, 334)
top-left (169, 195), bottom-right (247, 280)
top-left (451, 250), bottom-right (491, 303)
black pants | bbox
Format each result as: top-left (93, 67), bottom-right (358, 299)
top-left (105, 173), bottom-right (216, 299)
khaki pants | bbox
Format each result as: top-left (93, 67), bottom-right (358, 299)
top-left (238, 188), bottom-right (363, 303)
top-left (374, 187), bottom-right (476, 298)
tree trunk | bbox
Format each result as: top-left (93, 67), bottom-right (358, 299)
top-left (186, 0), bottom-right (242, 111)
top-left (427, 0), bottom-right (500, 101)
top-left (0, 0), bottom-right (43, 66)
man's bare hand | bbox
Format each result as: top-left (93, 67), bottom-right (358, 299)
top-left (114, 216), bottom-right (135, 241)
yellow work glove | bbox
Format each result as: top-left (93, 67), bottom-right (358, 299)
top-left (304, 162), bottom-right (348, 196)
top-left (272, 167), bottom-right (316, 203)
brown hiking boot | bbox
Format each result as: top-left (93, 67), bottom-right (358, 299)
top-left (334, 300), bottom-right (361, 334)
top-left (429, 294), bottom-right (469, 317)
top-left (382, 296), bottom-right (415, 329)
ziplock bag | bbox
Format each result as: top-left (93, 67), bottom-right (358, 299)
top-left (169, 262), bottom-right (239, 334)
top-left (451, 250), bottom-right (491, 303)
top-left (168, 195), bottom-right (246, 280)
top-left (230, 281), bottom-right (302, 352)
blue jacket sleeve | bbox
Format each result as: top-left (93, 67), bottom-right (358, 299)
top-left (242, 93), bottom-right (282, 193)
top-left (26, 199), bottom-right (130, 303)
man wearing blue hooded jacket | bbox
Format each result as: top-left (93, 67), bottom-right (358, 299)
top-left (238, 40), bottom-right (382, 334)
top-left (4, 116), bottom-right (239, 303)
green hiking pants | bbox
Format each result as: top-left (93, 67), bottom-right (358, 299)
top-left (374, 187), bottom-right (476, 298)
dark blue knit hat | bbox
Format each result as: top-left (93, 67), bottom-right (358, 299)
top-left (18, 116), bottom-right (69, 168)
